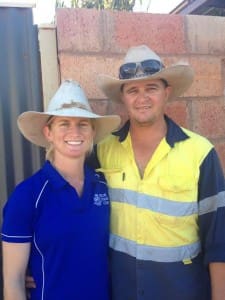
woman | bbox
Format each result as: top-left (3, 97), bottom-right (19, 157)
top-left (1, 80), bottom-right (120, 300)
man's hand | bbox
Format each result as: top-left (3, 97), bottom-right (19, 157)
top-left (25, 275), bottom-right (36, 299)
top-left (25, 276), bottom-right (36, 289)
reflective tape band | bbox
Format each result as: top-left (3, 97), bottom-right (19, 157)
top-left (109, 188), bottom-right (225, 217)
top-left (109, 188), bottom-right (198, 216)
top-left (110, 234), bottom-right (201, 263)
top-left (199, 191), bottom-right (225, 215)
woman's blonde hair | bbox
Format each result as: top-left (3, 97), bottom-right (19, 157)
top-left (45, 143), bottom-right (54, 163)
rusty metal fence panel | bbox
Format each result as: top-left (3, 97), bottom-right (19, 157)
top-left (0, 7), bottom-right (44, 295)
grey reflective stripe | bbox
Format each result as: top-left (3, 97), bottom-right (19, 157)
top-left (110, 234), bottom-right (201, 262)
top-left (109, 188), bottom-right (198, 216)
top-left (199, 191), bottom-right (225, 215)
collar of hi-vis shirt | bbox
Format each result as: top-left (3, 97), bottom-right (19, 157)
top-left (113, 114), bottom-right (190, 147)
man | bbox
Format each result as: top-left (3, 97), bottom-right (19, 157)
top-left (95, 45), bottom-right (225, 300)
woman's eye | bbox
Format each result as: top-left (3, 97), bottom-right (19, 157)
top-left (80, 122), bottom-right (89, 128)
top-left (59, 122), bottom-right (69, 127)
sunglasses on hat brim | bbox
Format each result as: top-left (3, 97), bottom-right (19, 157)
top-left (119, 59), bottom-right (165, 80)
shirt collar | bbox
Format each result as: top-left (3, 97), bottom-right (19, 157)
top-left (113, 115), bottom-right (190, 147)
top-left (42, 160), bottom-right (99, 189)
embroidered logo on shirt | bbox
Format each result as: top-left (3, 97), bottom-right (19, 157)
top-left (93, 193), bottom-right (109, 206)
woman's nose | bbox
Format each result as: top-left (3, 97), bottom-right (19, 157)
top-left (69, 125), bottom-right (81, 134)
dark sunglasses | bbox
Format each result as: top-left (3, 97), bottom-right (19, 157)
top-left (119, 59), bottom-right (165, 80)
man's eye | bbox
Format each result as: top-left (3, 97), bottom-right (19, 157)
top-left (128, 89), bottom-right (137, 94)
top-left (147, 87), bottom-right (157, 92)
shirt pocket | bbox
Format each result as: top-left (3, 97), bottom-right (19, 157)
top-left (155, 175), bottom-right (197, 228)
top-left (158, 175), bottom-right (196, 192)
top-left (158, 175), bottom-right (197, 201)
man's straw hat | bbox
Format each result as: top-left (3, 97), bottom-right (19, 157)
top-left (97, 45), bottom-right (194, 102)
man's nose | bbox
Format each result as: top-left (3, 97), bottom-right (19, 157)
top-left (138, 90), bottom-right (149, 100)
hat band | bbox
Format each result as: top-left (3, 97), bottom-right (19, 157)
top-left (54, 101), bottom-right (90, 111)
top-left (46, 102), bottom-right (92, 125)
top-left (119, 59), bottom-right (165, 80)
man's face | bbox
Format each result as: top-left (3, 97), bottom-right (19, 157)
top-left (121, 79), bottom-right (171, 127)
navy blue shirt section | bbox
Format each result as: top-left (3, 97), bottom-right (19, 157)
top-left (2, 161), bottom-right (110, 300)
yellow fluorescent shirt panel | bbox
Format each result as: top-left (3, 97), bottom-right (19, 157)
top-left (97, 129), bottom-right (213, 250)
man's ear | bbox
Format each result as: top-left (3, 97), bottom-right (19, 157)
top-left (165, 86), bottom-right (172, 101)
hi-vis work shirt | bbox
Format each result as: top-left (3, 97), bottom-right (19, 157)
top-left (96, 115), bottom-right (225, 300)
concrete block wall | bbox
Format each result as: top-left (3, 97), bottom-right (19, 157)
top-left (55, 8), bottom-right (225, 171)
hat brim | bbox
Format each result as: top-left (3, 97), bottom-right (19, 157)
top-left (97, 64), bottom-right (194, 102)
top-left (17, 108), bottom-right (121, 147)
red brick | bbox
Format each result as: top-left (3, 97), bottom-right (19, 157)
top-left (192, 98), bottom-right (225, 139)
top-left (188, 56), bottom-right (223, 97)
top-left (165, 100), bottom-right (190, 128)
top-left (56, 8), bottom-right (102, 53)
top-left (59, 53), bottom-right (124, 99)
top-left (56, 9), bottom-right (187, 55)
top-left (103, 11), bottom-right (186, 54)
top-left (186, 15), bottom-right (225, 54)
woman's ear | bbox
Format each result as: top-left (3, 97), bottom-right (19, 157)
top-left (43, 125), bottom-right (52, 142)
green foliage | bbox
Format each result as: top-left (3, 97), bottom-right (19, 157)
top-left (55, 0), bottom-right (66, 8)
top-left (83, 0), bottom-right (136, 11)
top-left (56, 0), bottom-right (138, 11)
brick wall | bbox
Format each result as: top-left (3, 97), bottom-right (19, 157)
top-left (56, 8), bottom-right (225, 171)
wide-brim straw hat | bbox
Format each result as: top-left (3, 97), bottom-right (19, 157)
top-left (97, 45), bottom-right (194, 102)
top-left (17, 80), bottom-right (121, 147)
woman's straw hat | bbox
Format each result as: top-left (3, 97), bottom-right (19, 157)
top-left (17, 80), bottom-right (121, 147)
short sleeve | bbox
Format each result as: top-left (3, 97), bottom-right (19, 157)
top-left (1, 181), bottom-right (36, 243)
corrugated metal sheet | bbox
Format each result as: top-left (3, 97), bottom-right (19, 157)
top-left (0, 7), bottom-right (44, 221)
top-left (0, 7), bottom-right (44, 295)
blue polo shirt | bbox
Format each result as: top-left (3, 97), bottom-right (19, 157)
top-left (2, 161), bottom-right (110, 300)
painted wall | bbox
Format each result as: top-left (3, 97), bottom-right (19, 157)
top-left (55, 8), bottom-right (225, 171)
